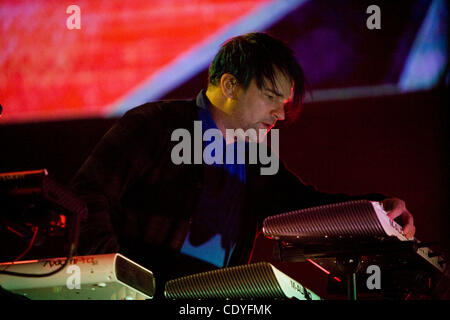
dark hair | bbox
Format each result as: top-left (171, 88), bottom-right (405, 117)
top-left (208, 32), bottom-right (307, 121)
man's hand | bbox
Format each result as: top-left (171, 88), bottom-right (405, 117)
top-left (381, 198), bottom-right (416, 239)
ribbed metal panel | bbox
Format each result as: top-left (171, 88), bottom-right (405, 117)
top-left (263, 200), bottom-right (386, 241)
top-left (42, 174), bottom-right (87, 219)
top-left (164, 262), bottom-right (285, 299)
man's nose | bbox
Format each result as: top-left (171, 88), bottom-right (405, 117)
top-left (272, 103), bottom-right (285, 121)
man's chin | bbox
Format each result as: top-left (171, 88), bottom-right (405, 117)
top-left (254, 129), bottom-right (269, 143)
top-left (228, 127), bottom-right (269, 143)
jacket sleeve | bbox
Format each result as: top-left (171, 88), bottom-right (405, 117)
top-left (69, 105), bottom-right (164, 255)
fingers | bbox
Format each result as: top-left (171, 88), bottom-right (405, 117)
top-left (385, 198), bottom-right (406, 220)
top-left (386, 206), bottom-right (403, 220)
top-left (401, 210), bottom-right (416, 239)
top-left (403, 223), bottom-right (416, 239)
top-left (383, 198), bottom-right (416, 239)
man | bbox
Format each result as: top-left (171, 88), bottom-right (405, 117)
top-left (70, 32), bottom-right (415, 295)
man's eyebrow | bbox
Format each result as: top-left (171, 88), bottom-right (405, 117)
top-left (263, 87), bottom-right (283, 97)
top-left (263, 86), bottom-right (292, 101)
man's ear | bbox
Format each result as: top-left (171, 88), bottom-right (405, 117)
top-left (220, 73), bottom-right (238, 99)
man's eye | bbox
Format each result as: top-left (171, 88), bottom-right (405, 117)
top-left (266, 94), bottom-right (274, 100)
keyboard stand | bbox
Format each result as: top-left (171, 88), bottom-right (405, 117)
top-left (272, 239), bottom-right (417, 300)
top-left (335, 254), bottom-right (360, 300)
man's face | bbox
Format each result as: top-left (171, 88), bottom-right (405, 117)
top-left (231, 69), bottom-right (293, 142)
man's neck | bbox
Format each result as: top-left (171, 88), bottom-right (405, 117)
top-left (205, 89), bottom-right (237, 145)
